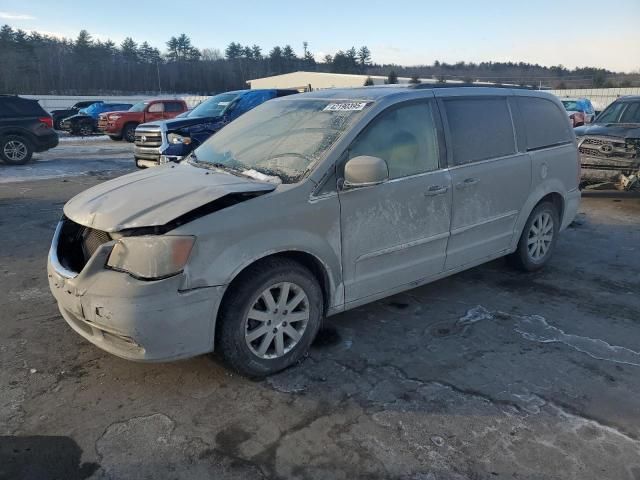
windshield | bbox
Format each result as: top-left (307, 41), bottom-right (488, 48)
top-left (129, 102), bottom-right (148, 112)
top-left (189, 93), bottom-right (239, 118)
top-left (561, 100), bottom-right (580, 112)
top-left (190, 98), bottom-right (369, 183)
top-left (81, 103), bottom-right (100, 115)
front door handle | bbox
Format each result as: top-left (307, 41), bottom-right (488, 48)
top-left (456, 177), bottom-right (479, 189)
top-left (424, 185), bottom-right (449, 196)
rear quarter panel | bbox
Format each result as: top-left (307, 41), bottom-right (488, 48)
top-left (510, 90), bottom-right (580, 246)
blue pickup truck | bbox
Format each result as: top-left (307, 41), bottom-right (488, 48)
top-left (133, 89), bottom-right (298, 168)
top-left (60, 103), bottom-right (133, 136)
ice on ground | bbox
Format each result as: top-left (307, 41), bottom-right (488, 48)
top-left (459, 306), bottom-right (640, 367)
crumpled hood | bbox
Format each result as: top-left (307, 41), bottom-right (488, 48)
top-left (64, 163), bottom-right (275, 232)
top-left (575, 123), bottom-right (640, 140)
top-left (144, 115), bottom-right (222, 131)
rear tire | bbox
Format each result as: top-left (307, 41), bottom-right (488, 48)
top-left (0, 135), bottom-right (33, 165)
top-left (122, 123), bottom-right (137, 143)
top-left (216, 257), bottom-right (323, 377)
top-left (508, 201), bottom-right (559, 272)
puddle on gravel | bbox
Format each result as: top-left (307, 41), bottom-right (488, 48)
top-left (459, 306), bottom-right (640, 367)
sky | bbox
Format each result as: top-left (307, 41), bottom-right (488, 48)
top-left (1, 0), bottom-right (639, 73)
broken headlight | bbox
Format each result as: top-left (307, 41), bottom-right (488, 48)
top-left (168, 133), bottom-right (191, 145)
top-left (106, 236), bottom-right (195, 280)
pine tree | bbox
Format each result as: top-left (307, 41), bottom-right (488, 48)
top-left (387, 70), bottom-right (398, 84)
top-left (363, 76), bottom-right (374, 86)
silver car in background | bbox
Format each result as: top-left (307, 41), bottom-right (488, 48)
top-left (48, 86), bottom-right (580, 376)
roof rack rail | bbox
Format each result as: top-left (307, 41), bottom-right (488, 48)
top-left (409, 83), bottom-right (536, 90)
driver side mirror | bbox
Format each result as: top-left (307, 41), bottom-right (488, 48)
top-left (343, 155), bottom-right (389, 189)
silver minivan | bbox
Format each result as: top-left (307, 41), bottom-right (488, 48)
top-left (48, 86), bottom-right (581, 376)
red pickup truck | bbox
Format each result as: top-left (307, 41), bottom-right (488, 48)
top-left (98, 99), bottom-right (188, 142)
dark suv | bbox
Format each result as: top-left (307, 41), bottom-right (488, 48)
top-left (0, 95), bottom-right (58, 165)
top-left (575, 96), bottom-right (640, 189)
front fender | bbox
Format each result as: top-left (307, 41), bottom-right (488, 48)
top-left (173, 185), bottom-right (344, 310)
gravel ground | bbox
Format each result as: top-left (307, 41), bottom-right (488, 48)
top-left (1, 144), bottom-right (639, 479)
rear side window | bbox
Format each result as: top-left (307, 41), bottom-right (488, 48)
top-left (348, 101), bottom-right (440, 179)
top-left (0, 97), bottom-right (46, 118)
top-left (164, 102), bottom-right (184, 112)
top-left (518, 97), bottom-right (573, 150)
top-left (443, 97), bottom-right (515, 165)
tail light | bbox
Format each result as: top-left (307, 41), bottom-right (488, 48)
top-left (39, 117), bottom-right (53, 128)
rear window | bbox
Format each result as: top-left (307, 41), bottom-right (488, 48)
top-left (444, 97), bottom-right (516, 165)
top-left (0, 97), bottom-right (47, 118)
top-left (518, 97), bottom-right (573, 150)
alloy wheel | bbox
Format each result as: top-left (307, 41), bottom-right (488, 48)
top-left (244, 282), bottom-right (310, 359)
top-left (527, 211), bottom-right (554, 261)
top-left (3, 140), bottom-right (28, 162)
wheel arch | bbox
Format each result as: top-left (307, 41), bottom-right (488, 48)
top-left (0, 128), bottom-right (35, 143)
top-left (220, 250), bottom-right (334, 318)
top-left (510, 183), bottom-right (567, 251)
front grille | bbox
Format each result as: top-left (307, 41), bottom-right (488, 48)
top-left (97, 115), bottom-right (108, 131)
top-left (579, 136), bottom-right (635, 160)
top-left (56, 218), bottom-right (112, 274)
top-left (82, 228), bottom-right (111, 258)
top-left (135, 127), bottom-right (163, 147)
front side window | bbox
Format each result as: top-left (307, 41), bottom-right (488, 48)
top-left (596, 101), bottom-right (626, 123)
top-left (147, 103), bottom-right (164, 113)
top-left (229, 91), bottom-right (274, 119)
top-left (347, 101), bottom-right (440, 179)
top-left (518, 97), bottom-right (573, 150)
top-left (444, 97), bottom-right (516, 165)
top-left (191, 99), bottom-right (368, 183)
top-left (164, 102), bottom-right (183, 112)
top-left (620, 102), bottom-right (640, 123)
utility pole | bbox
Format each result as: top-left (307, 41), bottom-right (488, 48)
top-left (156, 62), bottom-right (162, 95)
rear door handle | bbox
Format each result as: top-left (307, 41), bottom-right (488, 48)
top-left (424, 185), bottom-right (449, 196)
top-left (456, 177), bottom-right (479, 189)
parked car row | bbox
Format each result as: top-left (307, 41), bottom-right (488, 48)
top-left (98, 100), bottom-right (188, 142)
top-left (560, 98), bottom-right (596, 127)
top-left (133, 89), bottom-right (298, 168)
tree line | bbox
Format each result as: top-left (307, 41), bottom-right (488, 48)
top-left (0, 25), bottom-right (637, 95)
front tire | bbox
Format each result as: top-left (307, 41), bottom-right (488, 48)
top-left (122, 123), bottom-right (137, 143)
top-left (78, 122), bottom-right (93, 136)
top-left (216, 257), bottom-right (323, 377)
top-left (508, 201), bottom-right (559, 272)
top-left (109, 135), bottom-right (123, 141)
top-left (0, 135), bottom-right (33, 165)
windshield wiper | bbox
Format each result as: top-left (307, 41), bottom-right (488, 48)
top-left (188, 154), bottom-right (252, 178)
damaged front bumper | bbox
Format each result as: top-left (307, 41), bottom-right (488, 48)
top-left (578, 136), bottom-right (639, 189)
top-left (47, 220), bottom-right (225, 361)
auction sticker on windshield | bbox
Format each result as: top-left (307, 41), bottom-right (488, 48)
top-left (323, 102), bottom-right (368, 112)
